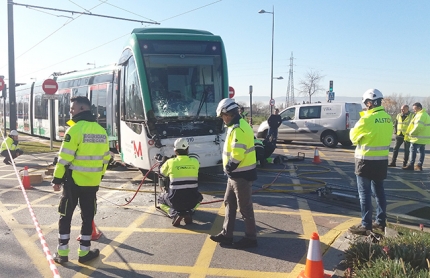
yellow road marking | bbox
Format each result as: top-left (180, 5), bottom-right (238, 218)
top-left (395, 176), bottom-right (430, 198)
top-left (190, 205), bottom-right (225, 278)
top-left (387, 200), bottom-right (417, 211)
top-left (0, 198), bottom-right (54, 277)
top-left (73, 206), bottom-right (155, 278)
top-left (7, 193), bottom-right (55, 214)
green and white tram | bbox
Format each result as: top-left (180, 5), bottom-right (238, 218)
top-left (116, 28), bottom-right (229, 170)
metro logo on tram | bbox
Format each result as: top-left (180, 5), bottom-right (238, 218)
top-left (133, 141), bottom-right (143, 159)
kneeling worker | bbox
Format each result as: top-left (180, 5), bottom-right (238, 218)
top-left (1, 130), bottom-right (24, 165)
top-left (157, 138), bottom-right (203, 226)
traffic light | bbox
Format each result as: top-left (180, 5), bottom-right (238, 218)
top-left (329, 80), bottom-right (333, 92)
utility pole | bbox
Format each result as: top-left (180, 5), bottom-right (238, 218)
top-left (286, 52), bottom-right (295, 107)
top-left (7, 0), bottom-right (17, 130)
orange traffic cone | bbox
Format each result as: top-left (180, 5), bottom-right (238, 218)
top-left (312, 148), bottom-right (321, 164)
top-left (298, 232), bottom-right (331, 278)
top-left (21, 166), bottom-right (33, 190)
top-left (76, 220), bottom-right (102, 241)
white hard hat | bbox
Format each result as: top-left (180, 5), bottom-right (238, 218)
top-left (216, 98), bottom-right (239, 117)
top-left (362, 89), bottom-right (383, 104)
top-left (10, 130), bottom-right (18, 136)
top-left (174, 138), bottom-right (189, 151)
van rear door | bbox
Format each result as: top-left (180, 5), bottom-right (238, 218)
top-left (345, 103), bottom-right (362, 129)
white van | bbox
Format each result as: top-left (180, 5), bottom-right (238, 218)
top-left (256, 102), bottom-right (362, 148)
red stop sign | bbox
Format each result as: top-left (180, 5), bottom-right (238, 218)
top-left (42, 79), bottom-right (58, 95)
top-left (0, 77), bottom-right (4, 91)
top-left (229, 86), bottom-right (235, 98)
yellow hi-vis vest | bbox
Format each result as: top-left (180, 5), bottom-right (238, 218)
top-left (396, 112), bottom-right (413, 136)
top-left (223, 118), bottom-right (256, 173)
top-left (350, 106), bottom-right (393, 160)
top-left (0, 137), bottom-right (18, 152)
top-left (405, 109), bottom-right (430, 144)
top-left (53, 119), bottom-right (110, 186)
top-left (160, 155), bottom-right (199, 190)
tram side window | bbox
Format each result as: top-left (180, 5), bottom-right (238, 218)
top-left (24, 100), bottom-right (29, 121)
top-left (91, 86), bottom-right (107, 128)
top-left (17, 98), bottom-right (23, 119)
top-left (34, 95), bottom-right (48, 119)
top-left (124, 56), bottom-right (144, 121)
top-left (58, 93), bottom-right (70, 127)
top-left (72, 86), bottom-right (88, 98)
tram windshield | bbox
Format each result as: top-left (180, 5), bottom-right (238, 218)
top-left (141, 40), bottom-right (224, 119)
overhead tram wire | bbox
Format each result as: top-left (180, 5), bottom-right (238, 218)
top-left (12, 2), bottom-right (160, 25)
top-left (96, 0), bottom-right (158, 23)
top-left (68, 0), bottom-right (92, 13)
top-left (8, 1), bottom-right (159, 64)
top-left (0, 0), bottom-right (107, 70)
top-left (20, 33), bottom-right (129, 79)
top-left (157, 0), bottom-right (223, 23)
top-left (12, 0), bottom-right (224, 79)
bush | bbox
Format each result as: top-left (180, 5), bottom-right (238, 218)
top-left (251, 116), bottom-right (267, 125)
top-left (345, 226), bottom-right (430, 277)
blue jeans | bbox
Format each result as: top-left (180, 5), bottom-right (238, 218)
top-left (409, 143), bottom-right (425, 166)
top-left (356, 176), bottom-right (386, 229)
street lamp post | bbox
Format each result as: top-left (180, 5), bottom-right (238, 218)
top-left (259, 6), bottom-right (275, 113)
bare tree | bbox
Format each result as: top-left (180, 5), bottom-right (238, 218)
top-left (298, 69), bottom-right (324, 103)
top-left (383, 93), bottom-right (416, 118)
top-left (421, 96), bottom-right (430, 112)
top-left (382, 97), bottom-right (398, 118)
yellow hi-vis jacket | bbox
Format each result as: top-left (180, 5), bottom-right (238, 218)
top-left (350, 106), bottom-right (393, 161)
top-left (405, 109), bottom-right (430, 144)
top-left (396, 112), bottom-right (413, 136)
top-left (161, 155), bottom-right (199, 190)
top-left (223, 117), bottom-right (257, 181)
top-left (53, 115), bottom-right (110, 186)
top-left (0, 137), bottom-right (19, 152)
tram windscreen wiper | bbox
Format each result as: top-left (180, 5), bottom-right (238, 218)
top-left (195, 70), bottom-right (207, 118)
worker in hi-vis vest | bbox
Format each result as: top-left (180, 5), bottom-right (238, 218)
top-left (52, 96), bottom-right (110, 265)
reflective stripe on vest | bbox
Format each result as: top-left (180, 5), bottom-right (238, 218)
top-left (223, 118), bottom-right (257, 173)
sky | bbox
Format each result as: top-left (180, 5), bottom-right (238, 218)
top-left (1, 0), bottom-right (429, 106)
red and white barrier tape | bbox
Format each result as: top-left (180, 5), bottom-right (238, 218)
top-left (12, 162), bottom-right (61, 277)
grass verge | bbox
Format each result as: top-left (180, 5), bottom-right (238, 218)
top-left (19, 141), bottom-right (61, 154)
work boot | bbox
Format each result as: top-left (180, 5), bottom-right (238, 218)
top-left (402, 164), bottom-right (414, 171)
top-left (209, 233), bottom-right (233, 245)
top-left (233, 237), bottom-right (258, 249)
top-left (53, 253), bottom-right (68, 264)
top-left (372, 222), bottom-right (386, 231)
top-left (348, 225), bottom-right (371, 235)
top-left (78, 249), bottom-right (100, 263)
top-left (388, 162), bottom-right (396, 167)
top-left (171, 215), bottom-right (183, 227)
top-left (183, 213), bottom-right (193, 225)
top-left (3, 159), bottom-right (11, 165)
top-left (415, 164), bottom-right (423, 171)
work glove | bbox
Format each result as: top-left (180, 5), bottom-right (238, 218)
top-left (16, 149), bottom-right (24, 155)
